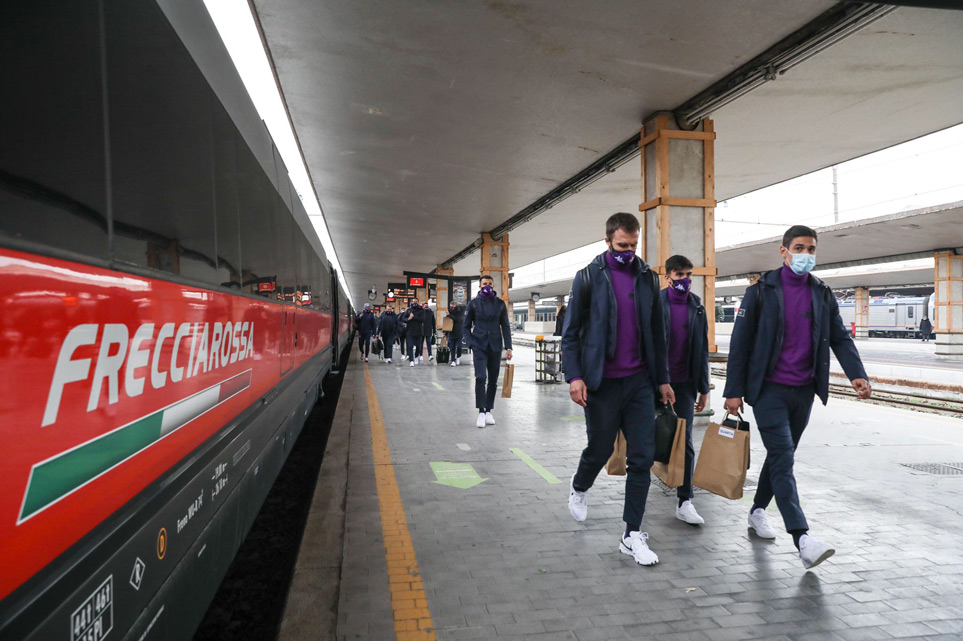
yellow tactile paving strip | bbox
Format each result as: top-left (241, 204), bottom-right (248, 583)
top-left (363, 365), bottom-right (437, 641)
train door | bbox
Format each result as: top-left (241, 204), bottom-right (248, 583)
top-left (330, 266), bottom-right (340, 359)
top-left (281, 306), bottom-right (295, 376)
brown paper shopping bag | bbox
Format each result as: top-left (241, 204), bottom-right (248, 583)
top-left (651, 417), bottom-right (686, 488)
top-left (692, 421), bottom-right (750, 499)
top-left (501, 363), bottom-right (515, 398)
top-left (605, 431), bottom-right (627, 476)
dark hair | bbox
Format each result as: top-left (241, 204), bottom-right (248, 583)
top-left (479, 274), bottom-right (494, 284)
top-left (605, 212), bottom-right (640, 240)
top-left (665, 255), bottom-right (694, 272)
top-left (782, 225), bottom-right (818, 248)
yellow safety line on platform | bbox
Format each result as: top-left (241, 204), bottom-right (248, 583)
top-left (363, 366), bottom-right (436, 641)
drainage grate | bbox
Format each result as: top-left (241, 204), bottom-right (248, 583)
top-left (900, 462), bottom-right (963, 476)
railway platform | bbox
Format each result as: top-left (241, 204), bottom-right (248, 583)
top-left (282, 344), bottom-right (963, 641)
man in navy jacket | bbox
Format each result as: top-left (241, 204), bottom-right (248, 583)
top-left (463, 275), bottom-right (513, 428)
top-left (724, 225), bottom-right (871, 569)
top-left (357, 304), bottom-right (378, 362)
top-left (660, 255), bottom-right (710, 526)
top-left (562, 212), bottom-right (674, 567)
top-left (377, 308), bottom-right (399, 363)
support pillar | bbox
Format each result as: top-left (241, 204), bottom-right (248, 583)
top-left (480, 232), bottom-right (510, 309)
top-left (854, 287), bottom-right (870, 340)
top-left (640, 114), bottom-right (718, 352)
top-left (934, 251), bottom-right (963, 356)
top-left (527, 299), bottom-right (537, 330)
top-left (435, 266), bottom-right (453, 331)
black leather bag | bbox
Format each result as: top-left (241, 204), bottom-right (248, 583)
top-left (721, 412), bottom-right (751, 469)
top-left (653, 405), bottom-right (679, 464)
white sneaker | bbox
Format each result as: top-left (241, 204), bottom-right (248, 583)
top-left (386, 358), bottom-right (391, 363)
top-left (568, 475), bottom-right (587, 522)
top-left (748, 508), bottom-right (777, 539)
top-left (419, 356), bottom-right (424, 363)
top-left (620, 531), bottom-right (659, 566)
top-left (450, 361), bottom-right (456, 367)
top-left (456, 358), bottom-right (461, 365)
top-left (364, 357), bottom-right (368, 362)
top-left (409, 360), bottom-right (415, 367)
top-left (799, 534), bottom-right (835, 569)
top-left (484, 412), bottom-right (495, 425)
top-left (675, 500), bottom-right (705, 525)
top-left (476, 413), bottom-right (486, 428)
top-left (429, 355), bottom-right (434, 361)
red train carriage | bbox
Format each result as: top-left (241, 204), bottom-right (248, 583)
top-left (0, 1), bottom-right (353, 639)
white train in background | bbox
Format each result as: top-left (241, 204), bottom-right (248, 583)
top-left (836, 294), bottom-right (936, 338)
top-left (718, 294), bottom-right (936, 339)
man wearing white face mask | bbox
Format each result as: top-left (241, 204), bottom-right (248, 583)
top-left (723, 225), bottom-right (872, 570)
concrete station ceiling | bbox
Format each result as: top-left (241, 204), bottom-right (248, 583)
top-left (250, 1), bottom-right (963, 304)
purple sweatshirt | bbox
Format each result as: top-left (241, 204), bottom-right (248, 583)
top-left (667, 286), bottom-right (690, 383)
top-left (602, 253), bottom-right (646, 379)
top-left (767, 266), bottom-right (815, 386)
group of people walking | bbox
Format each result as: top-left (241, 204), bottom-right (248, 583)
top-left (359, 212), bottom-right (871, 572)
top-left (562, 213), bottom-right (872, 571)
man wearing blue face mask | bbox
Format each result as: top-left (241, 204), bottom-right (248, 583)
top-left (724, 225), bottom-right (872, 570)
top-left (464, 275), bottom-right (513, 428)
top-left (661, 255), bottom-right (710, 526)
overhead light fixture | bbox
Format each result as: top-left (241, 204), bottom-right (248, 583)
top-left (675, 3), bottom-right (896, 126)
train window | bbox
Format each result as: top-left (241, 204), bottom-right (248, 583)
top-left (273, 193), bottom-right (297, 304)
top-left (213, 101), bottom-right (242, 289)
top-left (105, 0), bottom-right (218, 284)
top-left (907, 306), bottom-right (914, 318)
top-left (0, 3), bottom-right (109, 260)
top-left (236, 141), bottom-right (276, 297)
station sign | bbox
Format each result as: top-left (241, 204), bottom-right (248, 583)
top-left (408, 276), bottom-right (425, 288)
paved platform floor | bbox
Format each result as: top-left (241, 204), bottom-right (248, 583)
top-left (327, 345), bottom-right (963, 641)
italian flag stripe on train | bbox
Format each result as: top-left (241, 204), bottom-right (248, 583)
top-left (19, 370), bottom-right (253, 523)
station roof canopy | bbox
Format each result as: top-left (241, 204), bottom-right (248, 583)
top-left (250, 1), bottom-right (963, 304)
top-left (509, 200), bottom-right (963, 303)
top-left (716, 200), bottom-right (963, 279)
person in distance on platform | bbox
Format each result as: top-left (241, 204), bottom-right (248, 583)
top-left (357, 303), bottom-right (377, 363)
top-left (919, 315), bottom-right (933, 342)
top-left (445, 299), bottom-right (465, 366)
top-left (562, 212), bottom-right (674, 566)
top-left (463, 275), bottom-right (513, 428)
top-left (405, 301), bottom-right (425, 367)
top-left (421, 302), bottom-right (435, 363)
top-left (661, 254), bottom-right (711, 526)
top-left (553, 304), bottom-right (567, 336)
top-left (377, 307), bottom-right (399, 364)
top-left (724, 225), bottom-right (872, 570)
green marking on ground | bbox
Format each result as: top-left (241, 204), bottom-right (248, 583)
top-left (561, 416), bottom-right (585, 423)
top-left (509, 447), bottom-right (562, 485)
top-left (430, 462), bottom-right (488, 489)
top-left (432, 382), bottom-right (445, 391)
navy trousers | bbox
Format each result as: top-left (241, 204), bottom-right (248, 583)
top-left (750, 382), bottom-right (815, 532)
top-left (358, 333), bottom-right (372, 357)
top-left (670, 382), bottom-right (697, 501)
top-left (406, 335), bottom-right (422, 362)
top-left (572, 372), bottom-right (656, 530)
top-left (382, 333), bottom-right (395, 360)
top-left (472, 348), bottom-right (501, 411)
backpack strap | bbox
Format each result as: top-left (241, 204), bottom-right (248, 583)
top-left (577, 266), bottom-right (591, 341)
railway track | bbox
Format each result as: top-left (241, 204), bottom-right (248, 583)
top-left (710, 367), bottom-right (963, 418)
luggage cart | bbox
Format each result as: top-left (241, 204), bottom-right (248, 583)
top-left (534, 336), bottom-right (562, 383)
